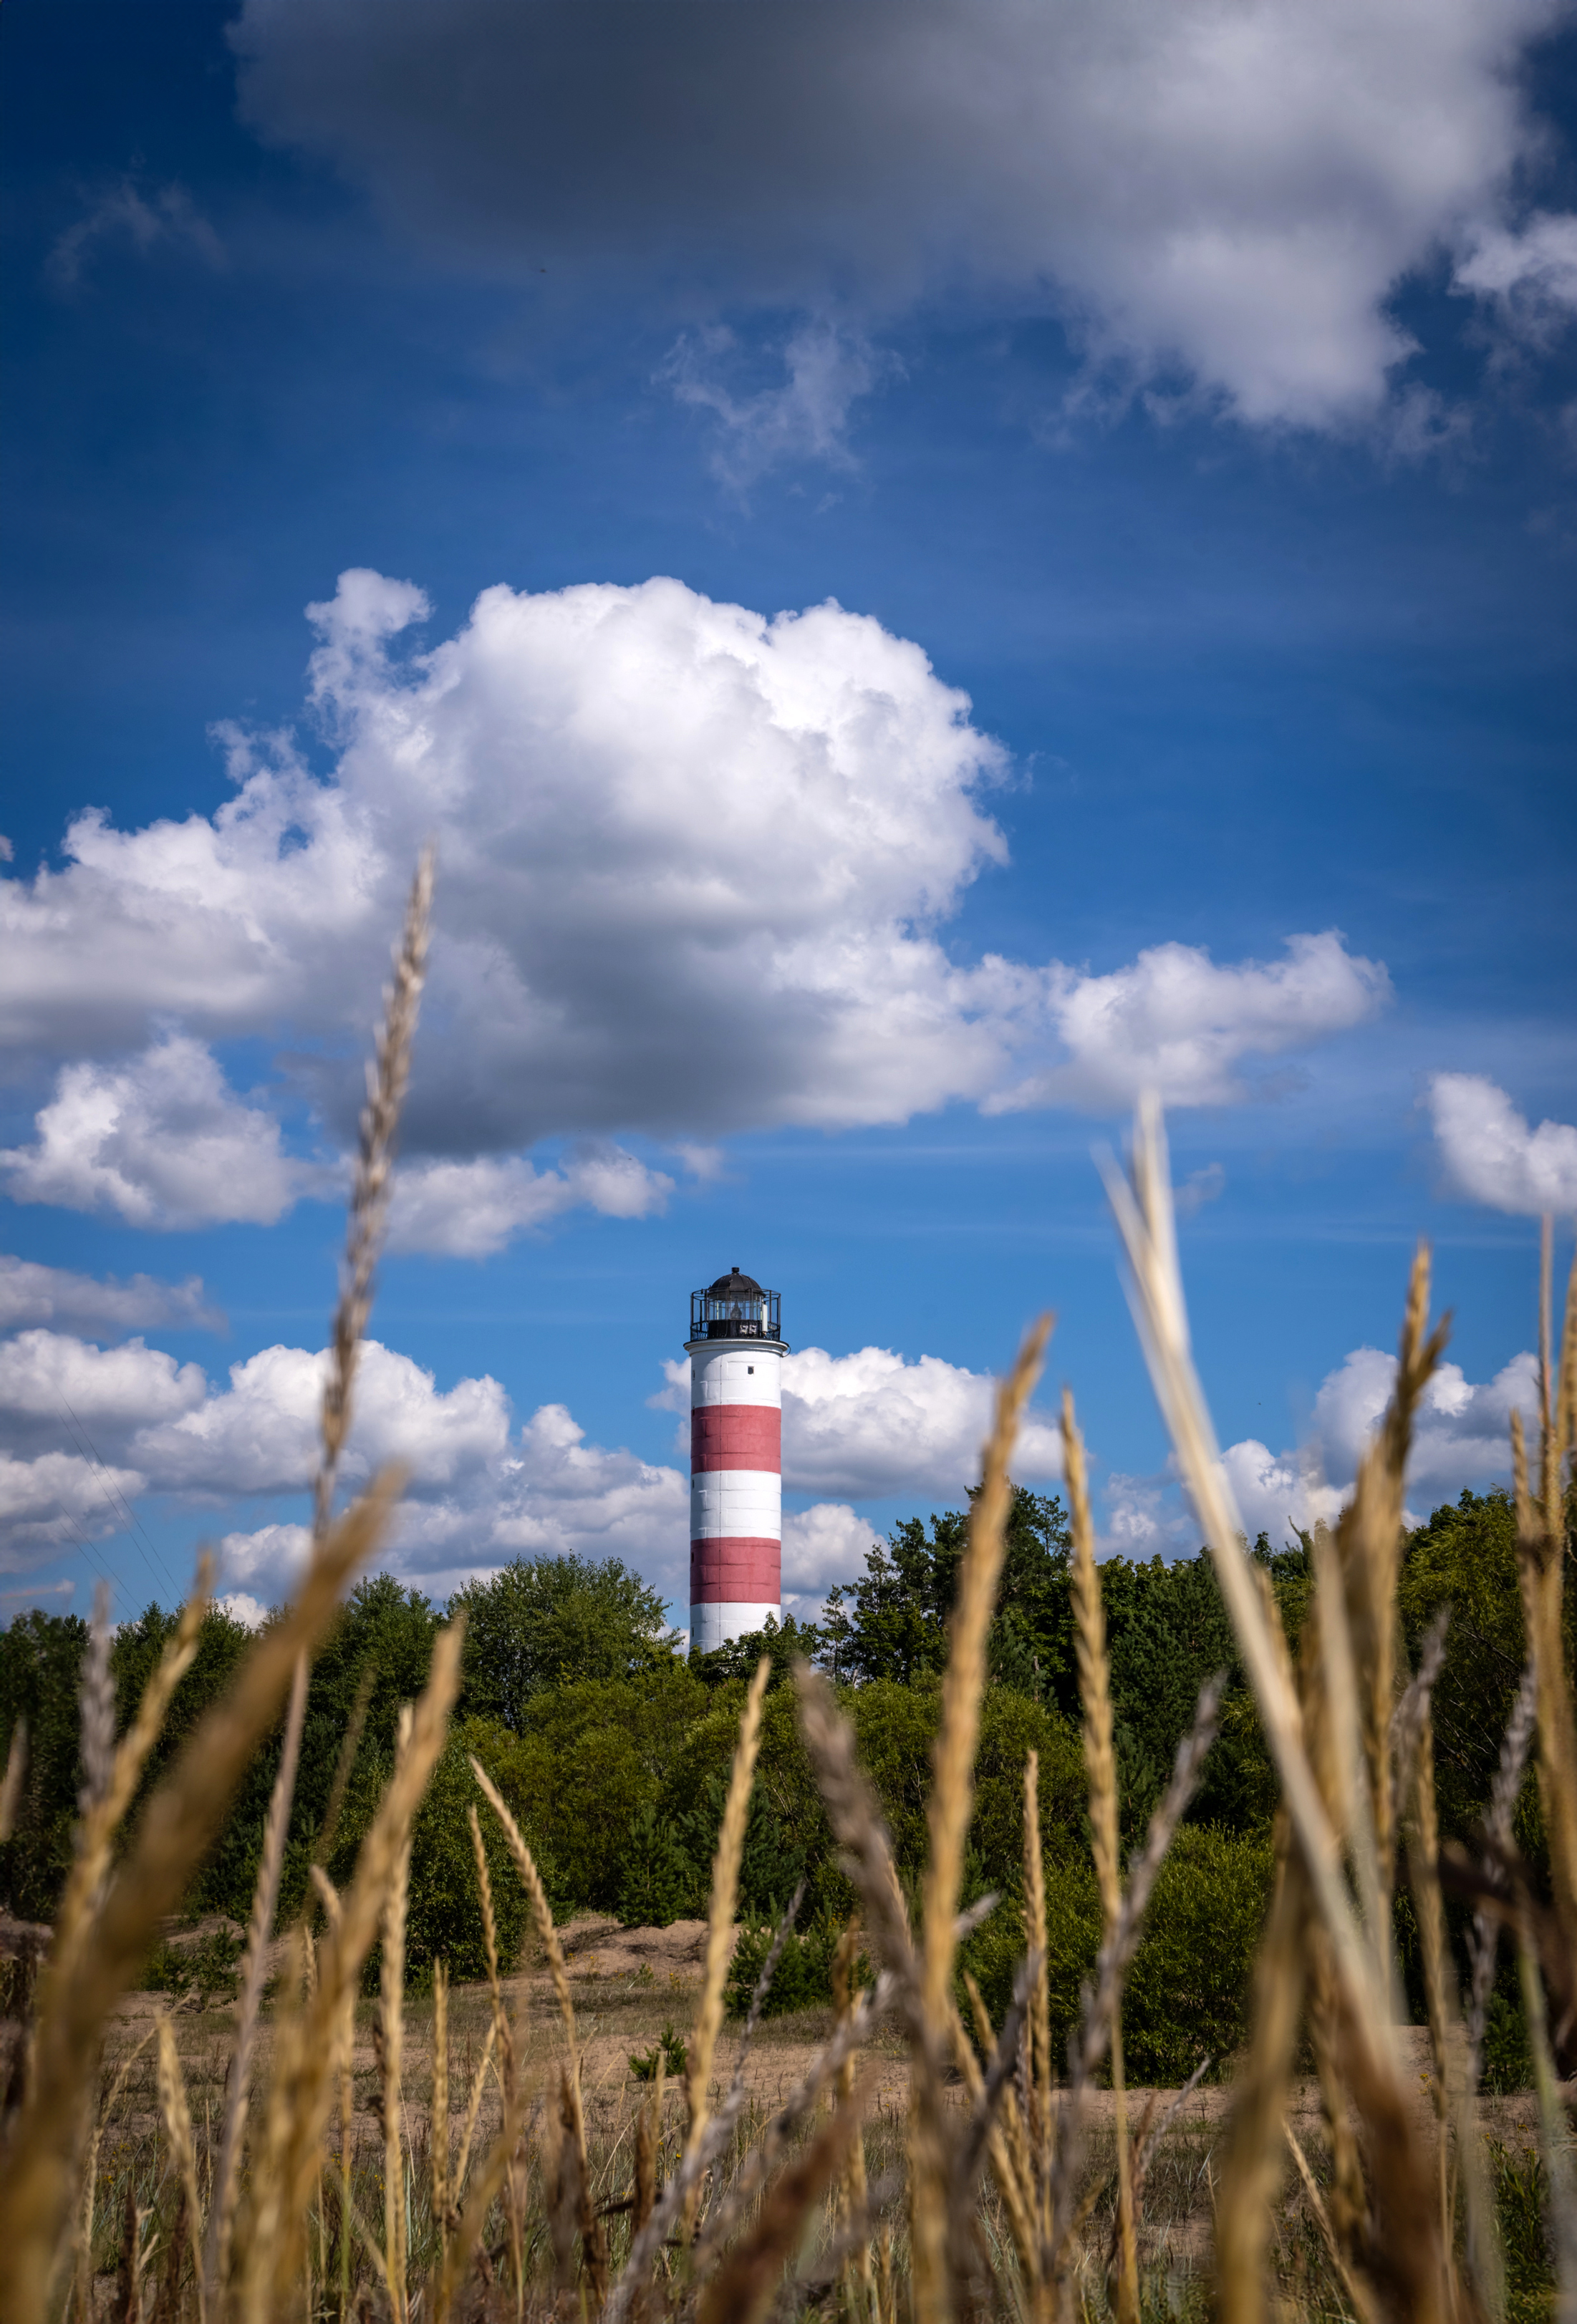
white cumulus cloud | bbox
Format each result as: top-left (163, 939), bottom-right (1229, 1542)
top-left (1, 1037), bottom-right (304, 1226)
top-left (390, 1146), bottom-right (673, 1258)
top-left (0, 573), bottom-right (1386, 1241)
top-left (990, 934), bottom-right (1389, 1112)
top-left (1428, 1073), bottom-right (1577, 1216)
top-left (0, 1254), bottom-right (221, 1337)
top-left (782, 1502), bottom-right (884, 1597)
top-left (234, 0), bottom-right (1570, 428)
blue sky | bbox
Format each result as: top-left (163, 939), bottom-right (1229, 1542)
top-left (2, 0), bottom-right (1575, 1630)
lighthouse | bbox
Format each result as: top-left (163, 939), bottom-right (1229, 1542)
top-left (686, 1267), bottom-right (787, 1655)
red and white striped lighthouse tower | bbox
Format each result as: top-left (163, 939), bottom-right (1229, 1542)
top-left (687, 1267), bottom-right (786, 1655)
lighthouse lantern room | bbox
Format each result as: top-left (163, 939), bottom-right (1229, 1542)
top-left (686, 1267), bottom-right (786, 1655)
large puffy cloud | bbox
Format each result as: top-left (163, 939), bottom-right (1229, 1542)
top-left (0, 1037), bottom-right (304, 1226)
top-left (233, 0), bottom-right (1570, 427)
top-left (1428, 1073), bottom-right (1577, 1216)
top-left (0, 1254), bottom-right (219, 1337)
top-left (0, 572), bottom-right (1386, 1247)
top-left (655, 1343), bottom-right (1064, 1499)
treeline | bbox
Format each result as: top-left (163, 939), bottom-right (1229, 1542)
top-left (0, 1486), bottom-right (1546, 2080)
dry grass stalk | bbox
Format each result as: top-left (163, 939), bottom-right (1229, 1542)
top-left (155, 2011), bottom-right (206, 2324)
top-left (1021, 1749), bottom-right (1051, 2179)
top-left (1510, 1224), bottom-right (1577, 1970)
top-left (1466, 1666), bottom-right (1538, 2089)
top-left (912, 1315), bottom-right (1049, 2324)
top-left (633, 2054), bottom-right (664, 2238)
top-left (245, 1619), bottom-right (463, 2319)
top-left (54, 1562), bottom-right (213, 2004)
top-left (0, 1476), bottom-right (398, 2324)
top-left (954, 1982), bottom-right (1038, 2296)
top-left (1215, 1842), bottom-right (1308, 2324)
top-left (795, 1666), bottom-right (917, 1992)
top-left (316, 843), bottom-right (433, 1544)
top-left (686, 1654), bottom-right (771, 2183)
top-left (469, 1754), bottom-right (607, 2295)
top-left (1338, 1244), bottom-right (1448, 1930)
top-left (315, 1655), bottom-right (377, 1865)
top-left (690, 1971), bottom-right (895, 2276)
top-left (834, 1922), bottom-right (877, 2324)
top-left (1283, 2118), bottom-right (1374, 2324)
top-left (1046, 1677), bottom-right (1221, 2295)
top-left (432, 1957), bottom-right (450, 2225)
top-left (382, 1731), bottom-right (413, 2324)
top-left (695, 2069), bottom-right (872, 2324)
top-left (1101, 1097), bottom-right (1389, 2043)
top-left (1063, 1385), bottom-right (1137, 2324)
top-left (203, 1645), bottom-right (309, 2307)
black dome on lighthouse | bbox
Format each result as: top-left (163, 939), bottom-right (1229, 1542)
top-left (706, 1265), bottom-right (763, 1298)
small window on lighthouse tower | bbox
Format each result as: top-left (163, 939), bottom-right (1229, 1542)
top-left (748, 1365), bottom-right (754, 1374)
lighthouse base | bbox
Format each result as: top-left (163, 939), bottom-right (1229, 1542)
top-left (690, 1599), bottom-right (781, 1656)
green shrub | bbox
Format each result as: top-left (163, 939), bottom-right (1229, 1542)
top-left (630, 2022), bottom-right (689, 2081)
top-left (1121, 1824), bottom-right (1274, 2083)
top-left (968, 1823), bottom-right (1273, 2083)
top-left (140, 1925), bottom-right (243, 2006)
top-left (725, 1913), bottom-right (870, 2018)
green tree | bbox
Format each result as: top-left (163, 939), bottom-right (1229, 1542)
top-left (821, 1486), bottom-right (1072, 1692)
top-left (452, 1555), bottom-right (680, 1728)
top-left (0, 1607), bottom-right (89, 1922)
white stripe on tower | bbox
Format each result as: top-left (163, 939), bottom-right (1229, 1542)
top-left (686, 1274), bottom-right (784, 1655)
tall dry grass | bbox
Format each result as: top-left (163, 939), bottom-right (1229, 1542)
top-left (1, 869), bottom-right (1572, 2324)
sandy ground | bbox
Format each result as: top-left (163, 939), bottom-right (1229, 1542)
top-left (102, 1911), bottom-right (1550, 2236)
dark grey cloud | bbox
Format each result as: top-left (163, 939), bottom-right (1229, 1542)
top-left (233, 0), bottom-right (1570, 425)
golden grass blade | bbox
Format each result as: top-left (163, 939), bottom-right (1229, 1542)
top-left (314, 1656), bottom-right (377, 1866)
top-left (453, 2013), bottom-right (499, 2195)
top-left (1510, 1232), bottom-right (1577, 1972)
top-left (0, 1477), bottom-right (398, 2324)
top-left (834, 1922), bottom-right (877, 2324)
top-left (695, 2072), bottom-right (872, 2324)
top-left (243, 1619), bottom-right (462, 2320)
top-left (909, 1317), bottom-right (1048, 2324)
top-left (1215, 1844), bottom-right (1306, 2324)
top-left (382, 1768), bottom-right (412, 2324)
top-left (1064, 1385), bottom-right (1137, 2324)
top-left (203, 1646), bottom-right (309, 2307)
top-left (794, 1666), bottom-right (917, 1993)
top-left (1283, 2119), bottom-right (1376, 2324)
top-left (155, 2013), bottom-right (206, 2324)
top-left (1101, 1098), bottom-right (1399, 2070)
top-left (469, 1754), bottom-right (606, 2293)
top-left (431, 1959), bottom-right (450, 2227)
top-left (1021, 1749), bottom-right (1051, 2190)
top-left (316, 843), bottom-right (433, 1540)
top-left (952, 1990), bottom-right (1038, 2296)
top-left (430, 2082), bottom-right (524, 2324)
top-left (922, 1317), bottom-right (1051, 2036)
top-left (470, 1761), bottom-right (572, 2060)
top-left (687, 1654), bottom-right (771, 2183)
top-left (54, 1559), bottom-right (214, 1993)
